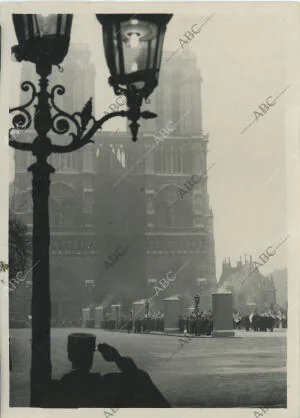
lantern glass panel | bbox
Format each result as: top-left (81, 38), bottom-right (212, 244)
top-left (119, 20), bottom-right (158, 74)
top-left (97, 14), bottom-right (172, 97)
top-left (13, 14), bottom-right (72, 42)
top-left (12, 14), bottom-right (73, 65)
top-left (32, 15), bottom-right (60, 38)
top-left (34, 14), bottom-right (72, 38)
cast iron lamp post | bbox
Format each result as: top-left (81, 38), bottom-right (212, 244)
top-left (9, 13), bottom-right (172, 406)
top-left (194, 294), bottom-right (200, 315)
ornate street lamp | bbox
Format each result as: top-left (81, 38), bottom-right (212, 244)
top-left (96, 14), bottom-right (172, 140)
top-left (9, 13), bottom-right (172, 406)
top-left (145, 298), bottom-right (150, 317)
top-left (194, 294), bottom-right (200, 315)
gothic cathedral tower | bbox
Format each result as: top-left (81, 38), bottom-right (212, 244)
top-left (140, 49), bottom-right (217, 306)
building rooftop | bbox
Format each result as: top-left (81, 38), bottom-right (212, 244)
top-left (219, 256), bottom-right (275, 292)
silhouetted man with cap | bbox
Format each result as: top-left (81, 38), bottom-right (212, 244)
top-left (41, 332), bottom-right (170, 408)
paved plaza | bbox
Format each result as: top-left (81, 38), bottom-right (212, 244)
top-left (10, 328), bottom-right (287, 407)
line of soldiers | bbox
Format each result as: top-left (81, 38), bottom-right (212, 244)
top-left (52, 319), bottom-right (82, 327)
top-left (250, 313), bottom-right (275, 332)
top-left (179, 312), bottom-right (213, 336)
top-left (133, 317), bottom-right (164, 333)
top-left (102, 313), bottom-right (165, 333)
top-left (233, 310), bottom-right (287, 331)
top-left (102, 308), bottom-right (287, 335)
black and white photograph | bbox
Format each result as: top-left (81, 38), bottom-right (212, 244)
top-left (0, 1), bottom-right (299, 416)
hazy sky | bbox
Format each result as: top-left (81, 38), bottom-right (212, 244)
top-left (7, 3), bottom-right (294, 278)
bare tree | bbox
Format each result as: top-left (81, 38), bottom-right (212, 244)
top-left (9, 211), bottom-right (31, 280)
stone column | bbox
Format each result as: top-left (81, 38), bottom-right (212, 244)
top-left (132, 300), bottom-right (146, 332)
top-left (212, 293), bottom-right (235, 337)
top-left (82, 308), bottom-right (91, 328)
top-left (111, 304), bottom-right (121, 329)
top-left (95, 306), bottom-right (104, 328)
top-left (164, 296), bottom-right (184, 333)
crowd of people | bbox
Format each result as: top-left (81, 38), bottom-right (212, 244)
top-left (233, 309), bottom-right (287, 332)
top-left (179, 311), bottom-right (213, 336)
top-left (102, 311), bottom-right (165, 333)
top-left (101, 310), bottom-right (214, 336)
top-left (132, 313), bottom-right (165, 333)
top-left (97, 307), bottom-right (288, 335)
top-left (51, 319), bottom-right (82, 327)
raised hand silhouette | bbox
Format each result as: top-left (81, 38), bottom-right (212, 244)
top-left (97, 343), bottom-right (120, 362)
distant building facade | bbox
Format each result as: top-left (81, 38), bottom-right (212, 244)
top-left (272, 268), bottom-right (287, 309)
top-left (218, 256), bottom-right (277, 312)
top-left (10, 45), bottom-right (216, 320)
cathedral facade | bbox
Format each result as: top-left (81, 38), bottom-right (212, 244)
top-left (10, 44), bottom-right (216, 321)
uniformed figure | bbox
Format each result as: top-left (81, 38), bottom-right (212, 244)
top-left (243, 314), bottom-right (250, 331)
top-left (202, 314), bottom-right (209, 335)
top-left (41, 333), bottom-right (105, 407)
top-left (127, 316), bottom-right (132, 333)
top-left (142, 317), bottom-right (147, 333)
top-left (282, 313), bottom-right (287, 328)
top-left (194, 316), bottom-right (198, 336)
top-left (150, 317), bottom-right (154, 332)
top-left (206, 314), bottom-right (213, 335)
top-left (135, 317), bottom-right (142, 333)
top-left (190, 315), bottom-right (196, 335)
top-left (259, 313), bottom-right (267, 332)
top-left (266, 314), bottom-right (275, 332)
top-left (41, 333), bottom-right (170, 408)
top-left (252, 311), bottom-right (259, 331)
top-left (241, 314), bottom-right (251, 331)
